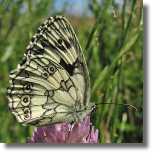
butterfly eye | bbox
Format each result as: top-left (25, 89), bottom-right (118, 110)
top-left (48, 66), bottom-right (55, 74)
top-left (42, 71), bottom-right (49, 78)
top-left (90, 105), bottom-right (97, 115)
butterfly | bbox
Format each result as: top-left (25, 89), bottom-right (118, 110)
top-left (7, 15), bottom-right (97, 127)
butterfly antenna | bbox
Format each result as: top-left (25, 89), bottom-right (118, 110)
top-left (94, 93), bottom-right (104, 104)
top-left (95, 102), bottom-right (137, 111)
top-left (95, 94), bottom-right (137, 111)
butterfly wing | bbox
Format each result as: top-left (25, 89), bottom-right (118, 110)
top-left (7, 16), bottom-right (91, 126)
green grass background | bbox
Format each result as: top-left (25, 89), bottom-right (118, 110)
top-left (0, 0), bottom-right (143, 143)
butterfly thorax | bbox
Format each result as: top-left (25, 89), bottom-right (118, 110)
top-left (68, 102), bottom-right (97, 124)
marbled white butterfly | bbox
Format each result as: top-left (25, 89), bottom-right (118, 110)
top-left (7, 16), bottom-right (97, 127)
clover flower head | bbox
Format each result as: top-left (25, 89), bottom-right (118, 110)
top-left (27, 116), bottom-right (98, 143)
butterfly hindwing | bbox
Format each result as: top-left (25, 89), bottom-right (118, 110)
top-left (7, 16), bottom-right (94, 127)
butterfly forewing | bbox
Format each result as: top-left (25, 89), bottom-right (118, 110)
top-left (7, 16), bottom-right (94, 127)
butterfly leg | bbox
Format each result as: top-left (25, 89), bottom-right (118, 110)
top-left (86, 123), bottom-right (92, 140)
top-left (65, 123), bottom-right (72, 143)
top-left (86, 123), bottom-right (95, 143)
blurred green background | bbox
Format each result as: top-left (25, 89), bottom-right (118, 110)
top-left (0, 0), bottom-right (143, 143)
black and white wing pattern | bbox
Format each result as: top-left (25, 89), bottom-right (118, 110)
top-left (7, 16), bottom-right (97, 127)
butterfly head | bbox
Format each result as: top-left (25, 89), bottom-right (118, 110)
top-left (87, 103), bottom-right (97, 116)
